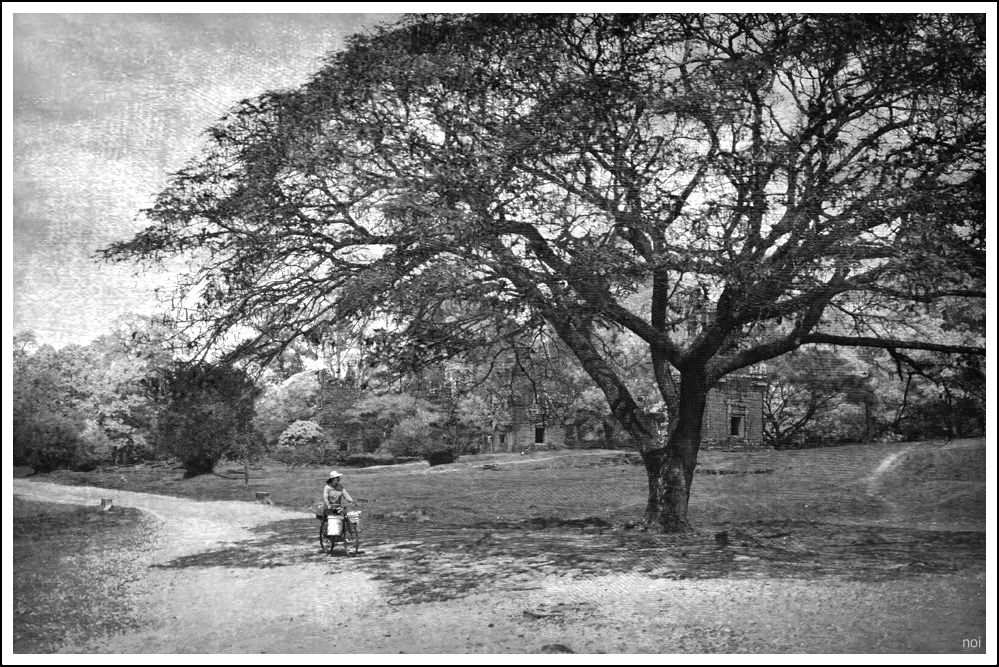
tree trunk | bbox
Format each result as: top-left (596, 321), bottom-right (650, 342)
top-left (602, 418), bottom-right (617, 449)
top-left (543, 313), bottom-right (706, 533)
top-left (641, 371), bottom-right (708, 533)
top-left (863, 397), bottom-right (874, 443)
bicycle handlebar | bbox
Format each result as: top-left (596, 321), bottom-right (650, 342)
top-left (325, 505), bottom-right (361, 514)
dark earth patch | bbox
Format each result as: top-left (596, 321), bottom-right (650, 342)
top-left (12, 497), bottom-right (155, 653)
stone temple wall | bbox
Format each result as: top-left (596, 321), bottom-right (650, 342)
top-left (699, 375), bottom-right (770, 451)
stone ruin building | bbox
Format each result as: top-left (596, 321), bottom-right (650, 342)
top-left (698, 373), bottom-right (768, 451)
top-left (488, 363), bottom-right (768, 453)
top-left (487, 361), bottom-right (567, 452)
top-left (315, 358), bottom-right (768, 454)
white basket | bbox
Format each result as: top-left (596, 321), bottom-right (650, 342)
top-left (328, 515), bottom-right (344, 536)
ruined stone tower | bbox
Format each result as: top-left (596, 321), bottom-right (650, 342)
top-left (487, 351), bottom-right (566, 452)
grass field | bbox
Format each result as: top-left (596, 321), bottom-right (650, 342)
top-left (34, 438), bottom-right (986, 530)
top-left (12, 498), bottom-right (154, 653)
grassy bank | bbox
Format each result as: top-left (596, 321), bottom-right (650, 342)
top-left (12, 498), bottom-right (154, 653)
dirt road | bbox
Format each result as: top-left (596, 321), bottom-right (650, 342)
top-left (12, 478), bottom-right (986, 654)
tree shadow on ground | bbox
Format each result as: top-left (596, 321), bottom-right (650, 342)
top-left (150, 516), bottom-right (362, 570)
top-left (360, 519), bottom-right (986, 605)
top-left (149, 515), bottom-right (985, 607)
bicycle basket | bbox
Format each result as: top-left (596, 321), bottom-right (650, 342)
top-left (346, 510), bottom-right (361, 530)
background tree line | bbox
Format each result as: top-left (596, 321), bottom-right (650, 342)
top-left (14, 305), bottom-right (983, 475)
top-left (12, 317), bottom-right (261, 476)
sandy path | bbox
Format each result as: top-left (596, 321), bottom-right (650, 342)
top-left (13, 479), bottom-right (377, 653)
top-left (13, 479), bottom-right (986, 654)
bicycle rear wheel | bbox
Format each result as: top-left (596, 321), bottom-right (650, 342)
top-left (319, 519), bottom-right (336, 554)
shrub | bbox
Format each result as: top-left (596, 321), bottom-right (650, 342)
top-left (277, 420), bottom-right (328, 451)
top-left (13, 413), bottom-right (85, 473)
top-left (275, 420), bottom-right (331, 464)
top-left (426, 450), bottom-right (457, 467)
top-left (343, 452), bottom-right (395, 468)
top-left (271, 444), bottom-right (309, 470)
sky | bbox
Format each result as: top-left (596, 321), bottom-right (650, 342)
top-left (9, 9), bottom-right (402, 349)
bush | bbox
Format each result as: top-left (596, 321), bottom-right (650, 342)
top-left (271, 445), bottom-right (309, 470)
top-left (426, 449), bottom-right (457, 467)
top-left (895, 395), bottom-right (985, 441)
top-left (13, 413), bottom-right (85, 473)
top-left (343, 452), bottom-right (396, 468)
top-left (277, 420), bottom-right (328, 451)
top-left (274, 420), bottom-right (332, 467)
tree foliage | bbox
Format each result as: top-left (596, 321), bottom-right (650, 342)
top-left (101, 14), bottom-right (985, 531)
top-left (12, 326), bottom-right (163, 471)
top-left (272, 419), bottom-right (330, 469)
top-left (763, 348), bottom-right (875, 448)
top-left (254, 370), bottom-right (322, 446)
top-left (13, 333), bottom-right (87, 471)
top-left (144, 361), bottom-right (261, 476)
top-left (342, 393), bottom-right (436, 454)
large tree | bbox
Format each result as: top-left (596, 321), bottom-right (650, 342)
top-left (102, 14), bottom-right (985, 531)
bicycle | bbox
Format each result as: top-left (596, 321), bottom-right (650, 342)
top-left (318, 505), bottom-right (361, 556)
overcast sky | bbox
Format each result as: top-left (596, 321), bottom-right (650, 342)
top-left (10, 11), bottom-right (401, 348)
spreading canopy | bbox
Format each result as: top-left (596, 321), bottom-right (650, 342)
top-left (104, 13), bottom-right (984, 368)
top-left (102, 13), bottom-right (985, 530)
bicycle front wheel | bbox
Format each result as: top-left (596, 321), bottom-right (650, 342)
top-left (346, 522), bottom-right (359, 556)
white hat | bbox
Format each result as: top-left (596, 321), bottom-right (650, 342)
top-left (328, 470), bottom-right (341, 479)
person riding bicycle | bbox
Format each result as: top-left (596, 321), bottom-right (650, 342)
top-left (323, 470), bottom-right (357, 514)
top-left (323, 470), bottom-right (358, 546)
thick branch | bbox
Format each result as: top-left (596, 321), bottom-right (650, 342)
top-left (799, 334), bottom-right (984, 356)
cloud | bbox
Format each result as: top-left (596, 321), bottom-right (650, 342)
top-left (13, 13), bottom-right (399, 347)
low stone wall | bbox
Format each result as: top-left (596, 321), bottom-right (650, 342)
top-left (700, 438), bottom-right (773, 452)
